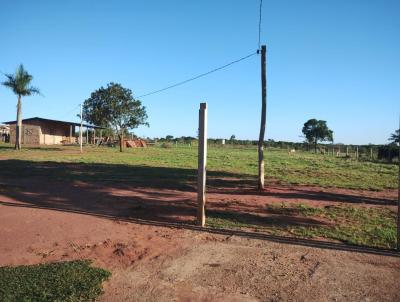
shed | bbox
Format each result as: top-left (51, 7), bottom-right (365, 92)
top-left (4, 117), bottom-right (103, 145)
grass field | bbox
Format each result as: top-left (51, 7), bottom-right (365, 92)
top-left (0, 143), bottom-right (397, 191)
top-left (0, 143), bottom-right (398, 249)
top-left (0, 260), bottom-right (110, 302)
top-left (208, 203), bottom-right (397, 249)
top-left (0, 144), bottom-right (398, 301)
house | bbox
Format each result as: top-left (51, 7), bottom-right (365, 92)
top-left (4, 117), bottom-right (103, 145)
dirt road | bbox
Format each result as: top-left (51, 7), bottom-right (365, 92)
top-left (0, 178), bottom-right (399, 301)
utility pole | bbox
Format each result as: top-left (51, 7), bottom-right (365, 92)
top-left (258, 45), bottom-right (267, 190)
top-left (80, 103), bottom-right (83, 153)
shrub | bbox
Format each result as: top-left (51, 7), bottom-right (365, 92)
top-left (161, 142), bottom-right (173, 148)
top-left (377, 144), bottom-right (399, 162)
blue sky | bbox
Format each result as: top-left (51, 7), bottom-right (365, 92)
top-left (1, 0), bottom-right (399, 144)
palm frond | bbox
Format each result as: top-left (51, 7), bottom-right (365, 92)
top-left (2, 74), bottom-right (18, 94)
top-left (1, 64), bottom-right (40, 96)
top-left (27, 86), bottom-right (41, 96)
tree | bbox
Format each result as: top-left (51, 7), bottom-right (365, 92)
top-left (2, 64), bottom-right (40, 150)
top-left (302, 119), bottom-right (333, 153)
top-left (83, 83), bottom-right (148, 152)
top-left (230, 134), bottom-right (236, 142)
top-left (388, 129), bottom-right (400, 145)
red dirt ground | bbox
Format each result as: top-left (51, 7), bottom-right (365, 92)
top-left (0, 177), bottom-right (399, 301)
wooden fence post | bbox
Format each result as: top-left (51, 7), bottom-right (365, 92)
top-left (197, 102), bottom-right (208, 226)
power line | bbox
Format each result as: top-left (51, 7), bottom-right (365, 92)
top-left (258, 0), bottom-right (263, 50)
top-left (59, 104), bottom-right (80, 121)
top-left (136, 51), bottom-right (258, 98)
top-left (136, 2), bottom-right (262, 99)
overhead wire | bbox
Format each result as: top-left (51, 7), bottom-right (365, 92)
top-left (59, 104), bottom-right (80, 121)
top-left (136, 1), bottom-right (263, 99)
top-left (136, 51), bottom-right (258, 98)
top-left (1, 1), bottom-right (265, 103)
top-left (1, 2), bottom-right (264, 101)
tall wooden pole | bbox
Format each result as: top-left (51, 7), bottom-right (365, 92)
top-left (258, 45), bottom-right (267, 190)
top-left (398, 142), bottom-right (400, 250)
top-left (197, 102), bottom-right (208, 226)
top-left (80, 104), bottom-right (83, 153)
top-left (397, 116), bottom-right (400, 250)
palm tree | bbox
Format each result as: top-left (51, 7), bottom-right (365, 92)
top-left (2, 64), bottom-right (40, 150)
top-left (389, 129), bottom-right (400, 145)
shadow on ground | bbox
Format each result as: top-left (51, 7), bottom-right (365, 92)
top-left (210, 187), bottom-right (397, 207)
top-left (0, 159), bottom-right (398, 257)
top-left (0, 144), bottom-right (65, 152)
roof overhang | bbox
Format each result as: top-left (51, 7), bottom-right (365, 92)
top-left (3, 117), bottom-right (105, 129)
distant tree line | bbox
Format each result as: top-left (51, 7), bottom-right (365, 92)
top-left (155, 135), bottom-right (197, 144)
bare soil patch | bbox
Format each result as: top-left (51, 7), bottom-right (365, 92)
top-left (0, 176), bottom-right (399, 301)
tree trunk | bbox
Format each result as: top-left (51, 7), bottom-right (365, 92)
top-left (314, 140), bottom-right (317, 154)
top-left (15, 95), bottom-right (22, 150)
top-left (119, 132), bottom-right (124, 152)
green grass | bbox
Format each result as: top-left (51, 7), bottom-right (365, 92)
top-left (0, 143), bottom-right (397, 248)
top-left (0, 143), bottom-right (397, 190)
top-left (0, 260), bottom-right (111, 302)
top-left (207, 204), bottom-right (397, 249)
